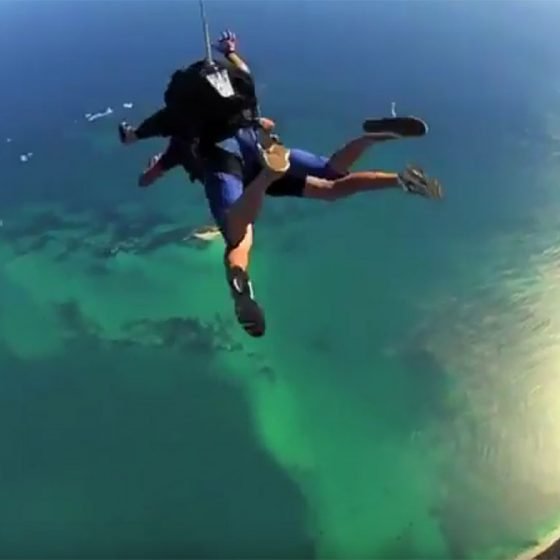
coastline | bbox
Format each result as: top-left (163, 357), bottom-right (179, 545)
top-left (516, 527), bottom-right (560, 560)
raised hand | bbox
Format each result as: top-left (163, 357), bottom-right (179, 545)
top-left (213, 30), bottom-right (237, 56)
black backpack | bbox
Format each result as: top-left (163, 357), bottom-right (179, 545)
top-left (163, 59), bottom-right (259, 145)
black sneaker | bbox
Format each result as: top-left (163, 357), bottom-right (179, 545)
top-left (362, 116), bottom-right (428, 138)
top-left (399, 165), bottom-right (443, 199)
top-left (228, 267), bottom-right (266, 338)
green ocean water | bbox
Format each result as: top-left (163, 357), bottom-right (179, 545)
top-left (2, 1), bottom-right (560, 558)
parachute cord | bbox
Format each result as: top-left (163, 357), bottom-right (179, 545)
top-left (198, 0), bottom-right (214, 66)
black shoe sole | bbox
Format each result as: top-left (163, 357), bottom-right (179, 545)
top-left (362, 116), bottom-right (428, 137)
top-left (234, 294), bottom-right (266, 338)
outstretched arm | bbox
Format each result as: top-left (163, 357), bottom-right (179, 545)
top-left (213, 29), bottom-right (279, 133)
top-left (214, 29), bottom-right (276, 129)
top-left (119, 107), bottom-right (176, 145)
top-left (227, 51), bottom-right (250, 74)
top-left (135, 107), bottom-right (175, 139)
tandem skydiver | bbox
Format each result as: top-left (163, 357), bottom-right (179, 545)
top-left (199, 124), bottom-right (443, 339)
top-left (119, 30), bottom-right (443, 339)
top-left (118, 31), bottom-right (263, 187)
top-left (117, 29), bottom-right (293, 335)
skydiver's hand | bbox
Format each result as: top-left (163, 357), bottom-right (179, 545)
top-left (258, 117), bottom-right (276, 132)
top-left (118, 122), bottom-right (138, 145)
top-left (213, 30), bottom-right (237, 56)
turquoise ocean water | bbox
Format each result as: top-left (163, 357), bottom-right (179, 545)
top-left (2, 1), bottom-right (560, 558)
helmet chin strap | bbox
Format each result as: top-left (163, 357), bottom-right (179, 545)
top-left (198, 0), bottom-right (235, 98)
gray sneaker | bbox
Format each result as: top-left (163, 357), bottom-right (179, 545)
top-left (399, 165), bottom-right (443, 199)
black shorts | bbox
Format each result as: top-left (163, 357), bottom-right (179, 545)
top-left (266, 175), bottom-right (307, 198)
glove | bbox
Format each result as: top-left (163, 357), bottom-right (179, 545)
top-left (213, 30), bottom-right (237, 56)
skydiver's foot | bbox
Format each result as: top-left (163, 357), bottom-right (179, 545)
top-left (362, 116), bottom-right (428, 139)
top-left (228, 266), bottom-right (266, 338)
top-left (138, 153), bottom-right (165, 188)
top-left (118, 121), bottom-right (138, 145)
top-left (399, 165), bottom-right (443, 199)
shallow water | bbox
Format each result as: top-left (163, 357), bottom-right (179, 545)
top-left (2, 1), bottom-right (560, 558)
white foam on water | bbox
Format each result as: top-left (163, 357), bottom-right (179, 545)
top-left (85, 107), bottom-right (113, 122)
top-left (19, 152), bottom-right (33, 163)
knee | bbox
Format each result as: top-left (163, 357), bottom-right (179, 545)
top-left (318, 180), bottom-right (343, 201)
top-left (326, 181), bottom-right (348, 202)
top-left (224, 220), bottom-right (253, 251)
top-left (303, 177), bottom-right (340, 201)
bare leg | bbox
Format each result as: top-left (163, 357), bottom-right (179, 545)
top-left (328, 134), bottom-right (396, 175)
top-left (207, 131), bottom-right (293, 338)
top-left (303, 166), bottom-right (443, 201)
top-left (225, 223), bottom-right (253, 276)
top-left (328, 116), bottom-right (428, 173)
top-left (303, 171), bottom-right (401, 201)
top-left (224, 168), bottom-right (278, 248)
top-left (225, 138), bottom-right (290, 247)
top-left (224, 224), bottom-right (266, 337)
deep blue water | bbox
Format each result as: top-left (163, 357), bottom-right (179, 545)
top-left (2, 1), bottom-right (560, 558)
